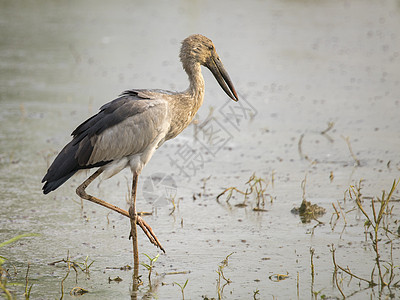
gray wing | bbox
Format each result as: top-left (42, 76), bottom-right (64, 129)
top-left (42, 90), bottom-right (170, 194)
top-left (86, 96), bottom-right (170, 164)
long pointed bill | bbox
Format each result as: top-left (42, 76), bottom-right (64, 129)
top-left (208, 57), bottom-right (239, 102)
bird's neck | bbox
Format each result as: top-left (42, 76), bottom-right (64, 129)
top-left (164, 61), bottom-right (205, 141)
top-left (183, 62), bottom-right (205, 109)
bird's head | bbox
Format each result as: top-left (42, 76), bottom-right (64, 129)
top-left (180, 34), bottom-right (239, 102)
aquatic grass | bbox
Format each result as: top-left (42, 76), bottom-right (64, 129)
top-left (0, 262), bottom-right (11, 299)
top-left (298, 122), bottom-right (335, 162)
top-left (201, 175), bottom-right (212, 197)
top-left (216, 252), bottom-right (233, 299)
top-left (0, 280), bottom-right (13, 300)
top-left (23, 263), bottom-right (33, 300)
top-left (331, 179), bottom-right (400, 296)
top-left (76, 256), bottom-right (94, 279)
top-left (49, 252), bottom-right (93, 299)
top-left (309, 248), bottom-right (327, 299)
top-left (169, 194), bottom-right (179, 216)
top-left (0, 233), bottom-right (39, 300)
top-left (49, 254), bottom-right (94, 280)
top-left (354, 179), bottom-right (399, 287)
top-left (342, 135), bottom-right (361, 166)
top-left (216, 173), bottom-right (271, 211)
top-left (310, 248), bottom-right (315, 284)
top-left (141, 253), bottom-right (160, 284)
top-left (253, 289), bottom-right (260, 300)
top-left (329, 199), bottom-right (348, 238)
top-left (173, 279), bottom-right (188, 300)
top-left (320, 121), bottom-right (335, 136)
top-left (330, 202), bottom-right (341, 231)
top-left (291, 173), bottom-right (325, 226)
top-left (0, 234), bottom-right (40, 265)
top-left (298, 134), bottom-right (312, 162)
top-left (59, 252), bottom-right (71, 300)
top-left (330, 180), bottom-right (364, 234)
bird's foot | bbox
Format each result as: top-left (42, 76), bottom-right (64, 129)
top-left (128, 215), bottom-right (165, 253)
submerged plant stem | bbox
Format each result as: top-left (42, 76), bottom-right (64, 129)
top-left (342, 136), bottom-right (361, 166)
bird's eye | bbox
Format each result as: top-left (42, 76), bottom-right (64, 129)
top-left (208, 45), bottom-right (214, 51)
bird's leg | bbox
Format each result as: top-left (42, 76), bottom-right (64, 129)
top-left (128, 175), bottom-right (165, 253)
top-left (136, 218), bottom-right (164, 252)
top-left (76, 168), bottom-right (130, 217)
top-left (129, 172), bottom-right (140, 284)
top-left (76, 169), bottom-right (165, 253)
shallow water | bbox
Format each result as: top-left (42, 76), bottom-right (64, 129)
top-left (1, 0), bottom-right (400, 299)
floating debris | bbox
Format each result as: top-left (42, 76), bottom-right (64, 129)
top-left (269, 273), bottom-right (289, 282)
top-left (108, 276), bottom-right (123, 283)
top-left (291, 200), bottom-right (326, 223)
top-left (70, 287), bottom-right (88, 296)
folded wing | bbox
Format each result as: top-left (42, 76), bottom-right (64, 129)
top-left (42, 90), bottom-right (169, 194)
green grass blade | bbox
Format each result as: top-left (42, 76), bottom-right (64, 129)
top-left (0, 233), bottom-right (40, 248)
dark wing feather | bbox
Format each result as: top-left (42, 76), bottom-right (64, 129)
top-left (42, 90), bottom-right (152, 194)
top-left (72, 90), bottom-right (150, 140)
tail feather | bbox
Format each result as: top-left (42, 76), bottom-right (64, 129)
top-left (42, 137), bottom-right (110, 194)
top-left (42, 92), bottom-right (139, 194)
top-left (42, 140), bottom-right (82, 194)
top-left (42, 171), bottom-right (77, 194)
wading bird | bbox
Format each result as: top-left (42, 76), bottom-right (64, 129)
top-left (42, 34), bottom-right (238, 254)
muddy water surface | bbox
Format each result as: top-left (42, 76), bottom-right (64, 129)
top-left (1, 0), bottom-right (400, 299)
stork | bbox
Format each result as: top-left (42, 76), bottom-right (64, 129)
top-left (42, 34), bottom-right (239, 263)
